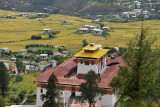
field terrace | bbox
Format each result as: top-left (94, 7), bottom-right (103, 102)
top-left (0, 10), bottom-right (160, 53)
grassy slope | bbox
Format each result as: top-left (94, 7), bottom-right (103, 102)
top-left (9, 71), bottom-right (41, 95)
top-left (8, 71), bottom-right (41, 105)
top-left (0, 10), bottom-right (160, 53)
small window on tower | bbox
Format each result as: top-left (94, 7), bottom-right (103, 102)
top-left (41, 89), bottom-right (43, 93)
top-left (80, 60), bottom-right (83, 64)
top-left (91, 60), bottom-right (94, 65)
top-left (85, 60), bottom-right (89, 65)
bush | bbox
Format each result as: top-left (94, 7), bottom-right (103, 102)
top-left (18, 90), bottom-right (27, 100)
top-left (15, 75), bottom-right (23, 82)
top-left (31, 35), bottom-right (42, 40)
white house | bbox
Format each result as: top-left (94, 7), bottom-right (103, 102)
top-left (103, 27), bottom-right (110, 31)
top-left (34, 43), bottom-right (125, 107)
top-left (40, 54), bottom-right (48, 60)
top-left (0, 47), bottom-right (10, 53)
top-left (18, 49), bottom-right (27, 54)
top-left (43, 29), bottom-right (50, 34)
top-left (77, 28), bottom-right (89, 33)
top-left (93, 29), bottom-right (103, 35)
top-left (88, 26), bottom-right (96, 32)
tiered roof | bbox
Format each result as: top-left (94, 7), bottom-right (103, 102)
top-left (74, 43), bottom-right (109, 58)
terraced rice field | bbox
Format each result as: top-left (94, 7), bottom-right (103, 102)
top-left (0, 10), bottom-right (160, 53)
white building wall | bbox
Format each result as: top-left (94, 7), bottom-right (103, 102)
top-left (97, 94), bottom-right (117, 107)
top-left (77, 63), bottom-right (98, 74)
top-left (62, 90), bottom-right (72, 104)
top-left (36, 87), bottom-right (46, 107)
top-left (75, 91), bottom-right (116, 107)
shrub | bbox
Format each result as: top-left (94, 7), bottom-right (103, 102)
top-left (15, 75), bottom-right (23, 82)
top-left (31, 35), bottom-right (42, 40)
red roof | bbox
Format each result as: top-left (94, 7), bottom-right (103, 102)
top-left (34, 56), bottom-right (125, 89)
top-left (99, 57), bottom-right (126, 88)
top-left (58, 77), bottom-right (85, 86)
top-left (53, 52), bottom-right (62, 56)
top-left (34, 57), bottom-right (77, 82)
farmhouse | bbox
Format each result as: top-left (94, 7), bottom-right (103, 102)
top-left (10, 57), bottom-right (17, 62)
top-left (34, 43), bottom-right (125, 107)
top-left (40, 54), bottom-right (48, 60)
top-left (43, 29), bottom-right (50, 34)
top-left (0, 47), bottom-right (10, 53)
top-left (88, 26), bottom-right (96, 32)
top-left (93, 29), bottom-right (103, 35)
top-left (103, 27), bottom-right (110, 31)
top-left (18, 49), bottom-right (27, 54)
top-left (77, 28), bottom-right (89, 33)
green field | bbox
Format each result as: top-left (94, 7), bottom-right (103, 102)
top-left (0, 10), bottom-right (160, 53)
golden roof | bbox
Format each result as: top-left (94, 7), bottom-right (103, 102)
top-left (82, 44), bottom-right (100, 51)
top-left (74, 43), bottom-right (109, 58)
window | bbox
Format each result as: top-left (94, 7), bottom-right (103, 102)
top-left (85, 60), bottom-right (89, 65)
top-left (40, 89), bottom-right (43, 93)
top-left (80, 60), bottom-right (83, 64)
top-left (91, 60), bottom-right (94, 65)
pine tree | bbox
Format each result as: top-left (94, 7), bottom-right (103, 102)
top-left (0, 62), bottom-right (9, 98)
top-left (0, 96), bottom-right (5, 107)
top-left (41, 73), bottom-right (61, 107)
top-left (76, 70), bottom-right (104, 107)
top-left (110, 28), bottom-right (160, 106)
top-left (82, 39), bottom-right (88, 47)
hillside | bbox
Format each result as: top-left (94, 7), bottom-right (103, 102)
top-left (0, 0), bottom-right (127, 14)
top-left (0, 10), bottom-right (160, 53)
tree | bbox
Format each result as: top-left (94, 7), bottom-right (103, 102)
top-left (0, 96), bottom-right (5, 107)
top-left (99, 23), bottom-right (104, 29)
top-left (82, 39), bottom-right (88, 47)
top-left (41, 73), bottom-right (61, 107)
top-left (110, 28), bottom-right (160, 106)
top-left (16, 59), bottom-right (25, 74)
top-left (35, 57), bottom-right (40, 63)
top-left (0, 62), bottom-right (9, 98)
top-left (76, 70), bottom-right (104, 107)
top-left (9, 62), bottom-right (15, 71)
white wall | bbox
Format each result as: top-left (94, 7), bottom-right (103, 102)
top-left (62, 90), bottom-right (72, 104)
top-left (36, 87), bottom-right (46, 107)
top-left (75, 91), bottom-right (116, 107)
top-left (36, 86), bottom-right (117, 107)
top-left (77, 63), bottom-right (98, 74)
top-left (97, 94), bottom-right (117, 107)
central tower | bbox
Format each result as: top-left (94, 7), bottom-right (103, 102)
top-left (74, 43), bottom-right (109, 75)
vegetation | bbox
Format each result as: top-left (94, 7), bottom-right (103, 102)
top-left (0, 10), bottom-right (160, 54)
top-left (110, 28), bottom-right (160, 106)
top-left (8, 71), bottom-right (41, 105)
top-left (15, 75), bottom-right (23, 82)
top-left (16, 59), bottom-right (26, 74)
top-left (76, 70), bottom-right (104, 107)
top-left (31, 35), bottom-right (42, 40)
top-left (53, 56), bottom-right (66, 65)
top-left (0, 96), bottom-right (5, 107)
top-left (41, 73), bottom-right (61, 107)
top-left (0, 62), bottom-right (9, 98)
top-left (82, 39), bottom-right (88, 47)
